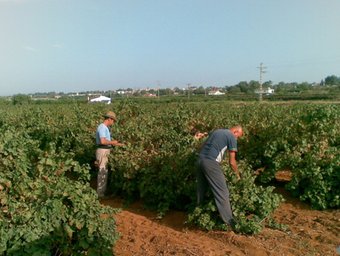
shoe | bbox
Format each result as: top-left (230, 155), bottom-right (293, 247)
top-left (98, 194), bottom-right (110, 199)
top-left (228, 219), bottom-right (237, 230)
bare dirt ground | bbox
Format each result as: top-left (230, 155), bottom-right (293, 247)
top-left (100, 188), bottom-right (340, 256)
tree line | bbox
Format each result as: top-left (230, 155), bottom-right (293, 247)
top-left (3, 75), bottom-right (340, 104)
top-left (130, 74), bottom-right (340, 96)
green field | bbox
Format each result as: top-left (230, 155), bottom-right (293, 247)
top-left (1, 99), bottom-right (339, 254)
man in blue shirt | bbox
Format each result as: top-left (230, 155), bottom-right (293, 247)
top-left (196, 126), bottom-right (243, 228)
top-left (96, 111), bottom-right (124, 198)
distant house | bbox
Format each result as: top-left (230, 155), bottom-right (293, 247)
top-left (255, 88), bottom-right (275, 95)
top-left (116, 89), bottom-right (133, 95)
top-left (144, 93), bottom-right (157, 97)
top-left (89, 95), bottom-right (111, 104)
top-left (116, 90), bottom-right (126, 95)
top-left (266, 88), bottom-right (274, 94)
top-left (208, 90), bottom-right (225, 96)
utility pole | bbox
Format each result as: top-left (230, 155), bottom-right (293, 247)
top-left (157, 80), bottom-right (160, 99)
top-left (257, 63), bottom-right (267, 101)
top-left (187, 83), bottom-right (191, 99)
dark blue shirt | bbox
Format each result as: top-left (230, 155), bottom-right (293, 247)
top-left (199, 129), bottom-right (237, 163)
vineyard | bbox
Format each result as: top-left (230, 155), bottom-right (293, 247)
top-left (0, 99), bottom-right (339, 255)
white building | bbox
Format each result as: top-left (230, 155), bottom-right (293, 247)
top-left (89, 95), bottom-right (111, 104)
top-left (208, 90), bottom-right (225, 96)
top-left (255, 88), bottom-right (275, 95)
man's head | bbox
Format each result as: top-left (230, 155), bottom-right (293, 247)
top-left (230, 125), bottom-right (243, 139)
top-left (103, 111), bottom-right (116, 120)
top-left (103, 111), bottom-right (117, 126)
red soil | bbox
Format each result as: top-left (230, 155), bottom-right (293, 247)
top-left (100, 190), bottom-right (340, 256)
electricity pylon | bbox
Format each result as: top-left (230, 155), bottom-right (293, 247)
top-left (257, 63), bottom-right (267, 101)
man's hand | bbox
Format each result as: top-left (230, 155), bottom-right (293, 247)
top-left (111, 140), bottom-right (125, 146)
top-left (194, 132), bottom-right (208, 140)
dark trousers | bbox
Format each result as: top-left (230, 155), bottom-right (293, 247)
top-left (197, 158), bottom-right (234, 225)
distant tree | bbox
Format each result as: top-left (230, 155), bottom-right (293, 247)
top-left (296, 82), bottom-right (312, 92)
top-left (235, 81), bottom-right (249, 93)
top-left (194, 86), bottom-right (206, 95)
top-left (172, 87), bottom-right (184, 95)
top-left (159, 88), bottom-right (173, 96)
top-left (274, 82), bottom-right (285, 93)
top-left (231, 81), bottom-right (260, 94)
top-left (274, 82), bottom-right (298, 93)
top-left (325, 75), bottom-right (340, 85)
top-left (133, 90), bottom-right (141, 96)
top-left (263, 80), bottom-right (273, 88)
top-left (248, 80), bottom-right (259, 92)
top-left (227, 86), bottom-right (241, 93)
top-left (149, 89), bottom-right (157, 95)
top-left (12, 94), bottom-right (32, 105)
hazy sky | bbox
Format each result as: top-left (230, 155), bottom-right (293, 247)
top-left (1, 0), bottom-right (340, 96)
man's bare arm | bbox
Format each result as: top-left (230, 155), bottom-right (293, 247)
top-left (229, 151), bottom-right (240, 180)
top-left (100, 137), bottom-right (124, 146)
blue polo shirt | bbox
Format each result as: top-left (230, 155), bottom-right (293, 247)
top-left (96, 123), bottom-right (111, 145)
top-left (199, 129), bottom-right (237, 163)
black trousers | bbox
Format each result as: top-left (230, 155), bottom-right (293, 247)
top-left (197, 158), bottom-right (234, 225)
